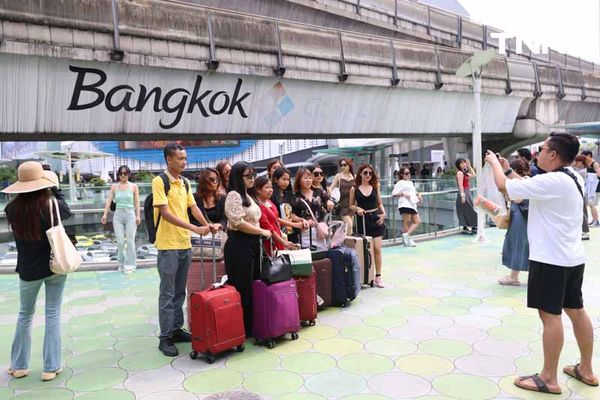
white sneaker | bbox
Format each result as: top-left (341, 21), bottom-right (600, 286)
top-left (402, 234), bottom-right (409, 246)
top-left (582, 232), bottom-right (591, 240)
top-left (407, 238), bottom-right (417, 247)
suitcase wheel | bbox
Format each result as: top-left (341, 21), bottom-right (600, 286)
top-left (266, 339), bottom-right (275, 349)
top-left (206, 352), bottom-right (216, 364)
top-left (291, 332), bottom-right (299, 340)
top-left (370, 281), bottom-right (374, 287)
top-left (236, 344), bottom-right (245, 352)
top-left (309, 320), bottom-right (316, 326)
top-left (341, 302), bottom-right (347, 308)
top-left (189, 351), bottom-right (198, 360)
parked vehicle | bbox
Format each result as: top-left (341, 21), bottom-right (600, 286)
top-left (100, 241), bottom-right (117, 255)
top-left (137, 244), bottom-right (158, 258)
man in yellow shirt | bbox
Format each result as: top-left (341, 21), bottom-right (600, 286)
top-left (152, 143), bottom-right (219, 357)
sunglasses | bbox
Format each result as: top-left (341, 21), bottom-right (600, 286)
top-left (340, 163), bottom-right (348, 167)
top-left (402, 173), bottom-right (410, 176)
top-left (119, 172), bottom-right (128, 176)
top-left (242, 172), bottom-right (257, 179)
top-left (362, 171), bottom-right (373, 176)
top-left (313, 171), bottom-right (323, 177)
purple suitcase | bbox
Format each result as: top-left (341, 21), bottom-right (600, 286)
top-left (252, 279), bottom-right (300, 348)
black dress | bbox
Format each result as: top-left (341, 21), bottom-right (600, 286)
top-left (355, 186), bottom-right (386, 238)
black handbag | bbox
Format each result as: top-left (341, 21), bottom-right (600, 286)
top-left (260, 239), bottom-right (293, 284)
top-left (110, 201), bottom-right (116, 212)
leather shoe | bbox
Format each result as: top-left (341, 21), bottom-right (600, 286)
top-left (171, 329), bottom-right (191, 343)
top-left (158, 338), bottom-right (179, 357)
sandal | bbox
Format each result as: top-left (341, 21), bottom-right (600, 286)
top-left (514, 374), bottom-right (562, 395)
top-left (498, 276), bottom-right (520, 286)
top-left (563, 363), bottom-right (599, 387)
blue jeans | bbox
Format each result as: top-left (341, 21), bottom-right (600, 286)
top-left (157, 249), bottom-right (191, 339)
top-left (11, 274), bottom-right (67, 372)
top-left (113, 208), bottom-right (137, 271)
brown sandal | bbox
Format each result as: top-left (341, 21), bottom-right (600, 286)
top-left (563, 363), bottom-right (599, 387)
top-left (514, 374), bottom-right (562, 395)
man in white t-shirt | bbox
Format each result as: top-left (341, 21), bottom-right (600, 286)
top-left (485, 133), bottom-right (597, 395)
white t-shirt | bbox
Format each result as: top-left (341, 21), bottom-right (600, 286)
top-left (392, 180), bottom-right (419, 211)
top-left (505, 167), bottom-right (585, 267)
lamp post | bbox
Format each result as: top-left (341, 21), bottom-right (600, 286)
top-left (62, 141), bottom-right (76, 202)
top-left (456, 49), bottom-right (496, 243)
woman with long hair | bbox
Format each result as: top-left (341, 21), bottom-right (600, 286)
top-left (224, 162), bottom-right (271, 336)
top-left (191, 168), bottom-right (226, 229)
top-left (498, 158), bottom-right (530, 286)
top-left (215, 161), bottom-right (232, 198)
top-left (310, 164), bottom-right (328, 192)
top-left (266, 159), bottom-right (283, 180)
top-left (329, 158), bottom-right (355, 235)
top-left (101, 165), bottom-right (140, 273)
top-left (349, 163), bottom-right (387, 288)
top-left (455, 158), bottom-right (477, 234)
top-left (254, 176), bottom-right (298, 252)
top-left (392, 166), bottom-right (422, 247)
top-left (3, 162), bottom-right (72, 381)
top-left (292, 167), bottom-right (334, 250)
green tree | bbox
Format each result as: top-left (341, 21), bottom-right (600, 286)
top-left (90, 177), bottom-right (106, 186)
top-left (135, 170), bottom-right (155, 183)
top-left (0, 166), bottom-right (17, 184)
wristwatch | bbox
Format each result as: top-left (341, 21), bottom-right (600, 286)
top-left (504, 168), bottom-right (513, 176)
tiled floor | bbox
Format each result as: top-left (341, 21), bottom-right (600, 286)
top-left (1, 228), bottom-right (599, 399)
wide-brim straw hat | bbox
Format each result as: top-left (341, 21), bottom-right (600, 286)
top-left (2, 161), bottom-right (59, 194)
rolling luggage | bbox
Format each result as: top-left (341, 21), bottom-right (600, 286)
top-left (252, 240), bottom-right (301, 348)
top-left (344, 246), bottom-right (361, 300)
top-left (313, 257), bottom-right (333, 308)
top-left (188, 278), bottom-right (245, 363)
top-left (326, 247), bottom-right (350, 307)
top-left (294, 267), bottom-right (317, 326)
top-left (344, 215), bottom-right (375, 287)
top-left (187, 234), bottom-right (226, 324)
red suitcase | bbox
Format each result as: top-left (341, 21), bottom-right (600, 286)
top-left (294, 267), bottom-right (317, 326)
top-left (313, 258), bottom-right (333, 308)
top-left (186, 249), bottom-right (226, 324)
top-left (188, 284), bottom-right (246, 363)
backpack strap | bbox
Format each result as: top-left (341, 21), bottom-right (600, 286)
top-left (556, 167), bottom-right (584, 199)
top-left (154, 173), bottom-right (172, 232)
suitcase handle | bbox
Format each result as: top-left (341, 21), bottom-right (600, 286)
top-left (196, 232), bottom-right (219, 288)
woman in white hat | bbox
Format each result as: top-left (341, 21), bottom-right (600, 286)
top-left (3, 161), bottom-right (72, 381)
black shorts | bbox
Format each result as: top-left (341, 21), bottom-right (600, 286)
top-left (527, 260), bottom-right (585, 315)
top-left (398, 207), bottom-right (418, 215)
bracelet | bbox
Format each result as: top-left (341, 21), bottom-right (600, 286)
top-left (504, 168), bottom-right (513, 176)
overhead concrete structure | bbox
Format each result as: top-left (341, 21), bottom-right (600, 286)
top-left (0, 0), bottom-right (598, 145)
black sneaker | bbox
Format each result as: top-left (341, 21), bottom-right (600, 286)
top-left (171, 329), bottom-right (192, 343)
top-left (158, 338), bottom-right (179, 357)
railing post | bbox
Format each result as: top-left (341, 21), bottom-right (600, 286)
top-left (394, 0), bottom-right (398, 27)
top-left (504, 57), bottom-right (513, 95)
top-left (426, 6), bottom-right (431, 35)
top-left (482, 25), bottom-right (488, 50)
top-left (555, 66), bottom-right (565, 99)
top-left (338, 32), bottom-right (349, 82)
top-left (110, 0), bottom-right (124, 61)
top-left (206, 13), bottom-right (219, 70)
top-left (390, 40), bottom-right (400, 86)
top-left (433, 194), bottom-right (438, 238)
top-left (456, 15), bottom-right (462, 48)
top-left (532, 61), bottom-right (543, 98)
top-left (273, 21), bottom-right (286, 77)
top-left (433, 47), bottom-right (443, 89)
top-left (356, 0), bottom-right (361, 15)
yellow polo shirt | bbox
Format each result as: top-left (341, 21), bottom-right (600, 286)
top-left (152, 170), bottom-right (196, 250)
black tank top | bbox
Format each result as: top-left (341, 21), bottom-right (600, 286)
top-left (587, 161), bottom-right (598, 173)
top-left (355, 186), bottom-right (378, 210)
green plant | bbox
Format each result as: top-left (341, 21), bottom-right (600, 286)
top-left (0, 166), bottom-right (17, 184)
top-left (90, 177), bottom-right (106, 187)
top-left (135, 170), bottom-right (155, 183)
top-left (441, 168), bottom-right (457, 179)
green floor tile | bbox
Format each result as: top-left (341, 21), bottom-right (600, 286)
top-left (365, 339), bottom-right (417, 356)
top-left (419, 339), bottom-right (472, 358)
top-left (114, 336), bottom-right (157, 354)
top-left (226, 350), bottom-right (280, 372)
top-left (12, 388), bottom-right (74, 400)
top-left (313, 338), bottom-right (363, 356)
top-left (184, 369), bottom-right (243, 393)
top-left (9, 368), bottom-right (73, 390)
top-left (244, 371), bottom-right (303, 396)
top-left (68, 335), bottom-right (116, 354)
top-left (338, 353), bottom-right (394, 375)
top-left (75, 389), bottom-right (135, 400)
top-left (281, 353), bottom-right (337, 374)
top-left (0, 387), bottom-right (13, 400)
top-left (305, 371), bottom-right (367, 398)
top-left (66, 349), bottom-right (122, 369)
top-left (339, 325), bottom-right (387, 342)
top-left (112, 323), bottom-right (156, 338)
top-left (119, 351), bottom-right (171, 370)
top-left (66, 368), bottom-right (127, 392)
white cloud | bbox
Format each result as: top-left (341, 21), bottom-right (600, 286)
top-left (459, 0), bottom-right (600, 63)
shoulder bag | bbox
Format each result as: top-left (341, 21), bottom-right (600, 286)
top-left (260, 238), bottom-right (293, 284)
top-left (46, 198), bottom-right (82, 274)
top-left (300, 198), bottom-right (329, 241)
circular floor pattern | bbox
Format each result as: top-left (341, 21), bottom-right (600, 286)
top-left (119, 350), bottom-right (172, 370)
top-left (243, 370), bottom-right (303, 396)
top-left (395, 354), bottom-right (454, 376)
top-left (113, 337), bottom-right (157, 354)
top-left (183, 369), bottom-right (243, 394)
top-left (112, 323), bottom-right (157, 338)
top-left (305, 370), bottom-right (367, 398)
top-left (313, 338), bottom-right (363, 356)
top-left (66, 368), bottom-right (127, 392)
top-left (296, 325), bottom-right (338, 341)
top-left (76, 389), bottom-right (135, 400)
top-left (66, 349), bottom-right (122, 369)
top-left (11, 388), bottom-right (74, 400)
top-left (281, 352), bottom-right (337, 374)
top-left (368, 372), bottom-right (431, 398)
top-left (68, 335), bottom-right (117, 355)
top-left (365, 338), bottom-right (417, 356)
top-left (338, 353), bottom-right (394, 375)
top-left (226, 350), bottom-right (280, 372)
top-left (498, 375), bottom-right (570, 400)
top-left (419, 339), bottom-right (472, 358)
top-left (433, 373), bottom-right (500, 399)
top-left (264, 338), bottom-right (313, 355)
top-left (454, 354), bottom-right (516, 377)
top-left (9, 368), bottom-right (73, 390)
top-left (275, 393), bottom-right (326, 400)
top-left (339, 325), bottom-right (387, 342)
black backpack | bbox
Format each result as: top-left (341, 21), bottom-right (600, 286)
top-left (144, 173), bottom-right (190, 244)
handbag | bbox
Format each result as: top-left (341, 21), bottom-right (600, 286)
top-left (278, 248), bottom-right (313, 276)
top-left (191, 231), bottom-right (226, 260)
top-left (110, 201), bottom-right (116, 212)
top-left (46, 198), bottom-right (82, 274)
top-left (260, 239), bottom-right (293, 284)
top-left (300, 198), bottom-right (329, 241)
top-left (329, 220), bottom-right (347, 248)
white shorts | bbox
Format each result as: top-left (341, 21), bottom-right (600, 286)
top-left (587, 193), bottom-right (597, 206)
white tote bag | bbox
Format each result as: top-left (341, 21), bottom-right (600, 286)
top-left (46, 198), bottom-right (82, 274)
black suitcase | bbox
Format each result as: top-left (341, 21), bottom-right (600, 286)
top-left (326, 247), bottom-right (349, 307)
